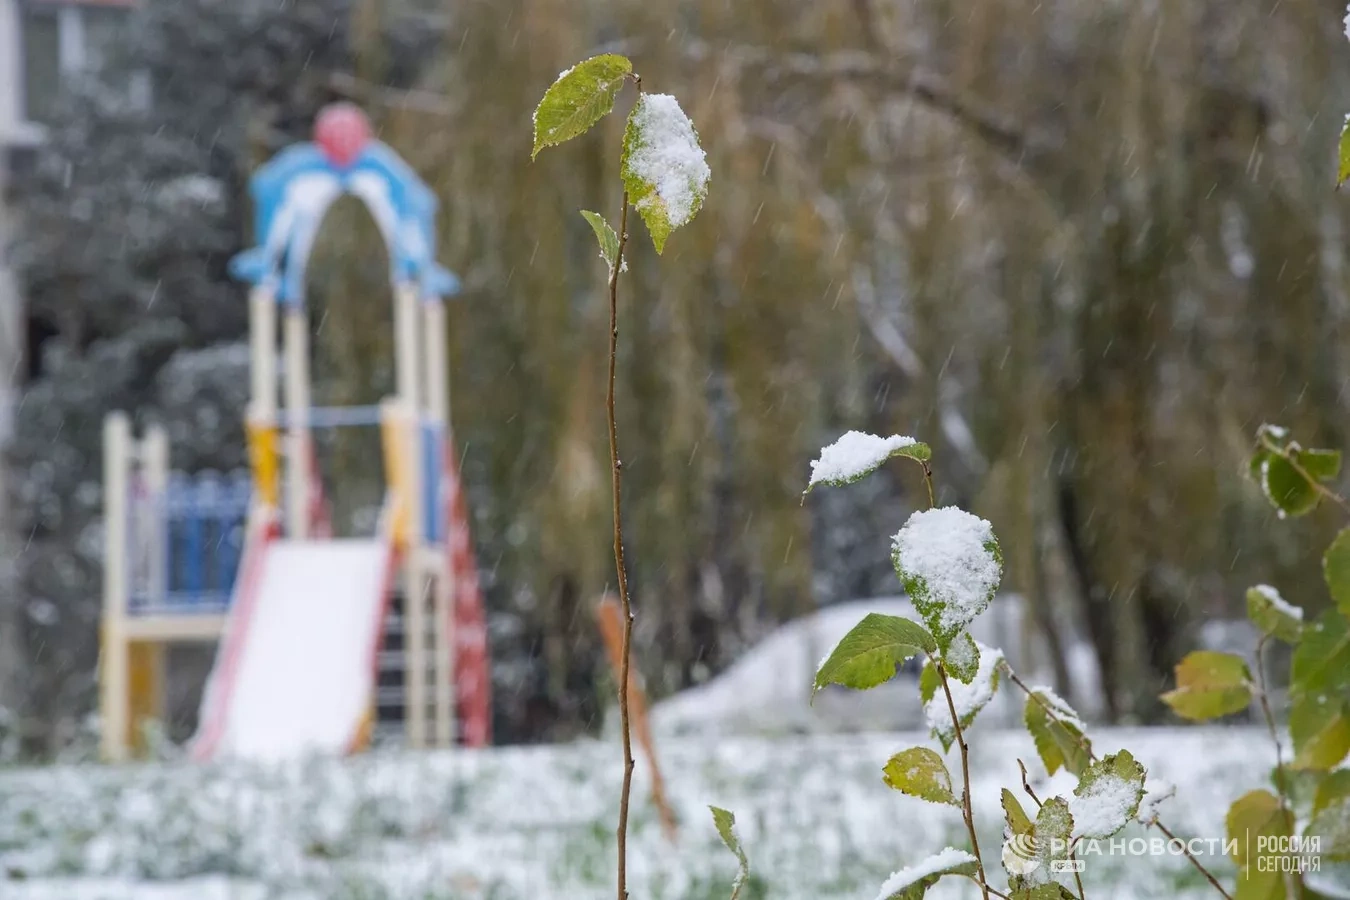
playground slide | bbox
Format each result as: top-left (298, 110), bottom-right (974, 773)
top-left (192, 531), bottom-right (395, 762)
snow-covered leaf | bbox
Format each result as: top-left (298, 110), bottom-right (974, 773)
top-left (804, 431), bottom-right (927, 494)
top-left (710, 806), bottom-right (750, 899)
top-left (891, 507), bottom-right (1003, 650)
top-left (873, 847), bottom-right (978, 900)
top-left (1325, 529), bottom-right (1350, 617)
top-left (531, 54), bottom-right (632, 159)
top-left (1315, 770), bottom-right (1350, 817)
top-left (1007, 797), bottom-right (1074, 887)
top-left (620, 93), bottom-right (710, 253)
top-left (882, 747), bottom-right (959, 807)
top-left (579, 210), bottom-right (625, 278)
top-left (921, 644), bottom-right (1003, 750)
top-left (1246, 585), bottom-right (1303, 644)
top-left (1160, 651), bottom-right (1252, 721)
top-left (1023, 686), bottom-right (1091, 777)
top-left (1069, 750), bottom-right (1146, 839)
top-left (812, 613), bottom-right (936, 697)
top-left (944, 632), bottom-right (980, 684)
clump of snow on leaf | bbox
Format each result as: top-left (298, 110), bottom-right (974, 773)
top-left (624, 94), bottom-right (710, 228)
top-left (1071, 770), bottom-right (1143, 838)
top-left (873, 847), bottom-right (977, 900)
top-left (893, 507), bottom-right (1001, 641)
top-left (808, 431), bottom-right (917, 489)
top-left (1252, 584), bottom-right (1302, 621)
top-left (924, 642), bottom-right (1004, 742)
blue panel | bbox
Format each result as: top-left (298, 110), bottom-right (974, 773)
top-left (421, 423), bottom-right (441, 543)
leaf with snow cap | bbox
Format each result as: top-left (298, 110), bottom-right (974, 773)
top-left (1246, 584), bottom-right (1303, 644)
top-left (944, 632), bottom-right (980, 684)
top-left (891, 506), bottom-right (1003, 651)
top-left (813, 614), bottom-right (936, 697)
top-left (921, 643), bottom-right (1004, 751)
top-left (1308, 796), bottom-right (1350, 861)
top-left (804, 431), bottom-right (929, 495)
top-left (579, 210), bottom-right (624, 278)
top-left (1160, 651), bottom-right (1252, 721)
top-left (1023, 686), bottom-right (1091, 777)
top-left (1009, 798), bottom-right (1074, 888)
top-left (883, 747), bottom-right (959, 807)
top-left (620, 93), bottom-right (710, 253)
top-left (873, 847), bottom-right (978, 900)
top-left (1069, 750), bottom-right (1145, 839)
top-left (531, 55), bottom-right (632, 159)
top-left (710, 806), bottom-right (750, 900)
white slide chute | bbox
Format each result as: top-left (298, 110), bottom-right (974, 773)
top-left (193, 537), bottom-right (393, 762)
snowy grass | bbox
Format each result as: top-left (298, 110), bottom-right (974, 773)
top-left (1, 727), bottom-right (1266, 899)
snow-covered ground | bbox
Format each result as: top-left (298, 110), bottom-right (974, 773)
top-left (1, 727), bottom-right (1267, 899)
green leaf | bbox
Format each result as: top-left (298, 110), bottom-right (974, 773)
top-left (1017, 797), bottom-right (1074, 882)
top-left (1340, 115), bottom-right (1350, 189)
top-left (1160, 651), bottom-right (1253, 721)
top-left (812, 614), bottom-right (937, 697)
top-left (579, 210), bottom-right (623, 277)
top-left (875, 850), bottom-right (978, 900)
top-left (1002, 788), bottom-right (1034, 836)
top-left (944, 632), bottom-right (980, 684)
top-left (1300, 448), bottom-right (1343, 481)
top-left (1246, 586), bottom-right (1304, 644)
top-left (620, 93), bottom-right (710, 253)
top-left (882, 747), bottom-right (959, 807)
top-left (919, 659), bottom-right (940, 705)
top-left (709, 806), bottom-right (750, 900)
top-left (1227, 789), bottom-right (1294, 899)
top-left (922, 646), bottom-right (1003, 752)
top-left (1023, 688), bottom-right (1091, 777)
top-left (1011, 887), bottom-right (1078, 900)
top-left (531, 54), bottom-right (632, 159)
top-left (1291, 610), bottom-right (1350, 697)
top-left (1326, 530), bottom-right (1350, 617)
top-left (1290, 695), bottom-right (1350, 771)
top-left (1260, 453), bottom-right (1320, 518)
top-left (1071, 750), bottom-right (1146, 839)
top-left (803, 432), bottom-right (930, 495)
top-left (1308, 797), bottom-right (1350, 861)
top-left (1314, 770), bottom-right (1350, 816)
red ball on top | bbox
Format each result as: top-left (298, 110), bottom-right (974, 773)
top-left (314, 103), bottom-right (371, 168)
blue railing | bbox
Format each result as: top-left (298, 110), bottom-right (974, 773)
top-left (129, 470), bottom-right (252, 615)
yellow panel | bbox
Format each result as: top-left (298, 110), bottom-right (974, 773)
top-left (247, 422), bottom-right (280, 508)
top-left (127, 640), bottom-right (164, 755)
top-left (379, 409), bottom-right (409, 548)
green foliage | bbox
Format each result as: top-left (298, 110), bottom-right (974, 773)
top-left (920, 656), bottom-right (1002, 752)
top-left (1289, 610), bottom-right (1350, 771)
top-left (1307, 797), bottom-right (1350, 862)
top-left (813, 614), bottom-right (936, 697)
top-left (1023, 689), bottom-right (1092, 777)
top-left (891, 510), bottom-right (1003, 651)
top-left (1001, 788), bottom-right (1034, 836)
top-left (944, 633), bottom-right (980, 684)
top-left (579, 210), bottom-right (622, 277)
top-left (1249, 424), bottom-right (1342, 518)
top-left (531, 54), bottom-right (633, 159)
top-left (1245, 586), bottom-right (1303, 644)
top-left (1226, 789), bottom-right (1294, 899)
top-left (1012, 887), bottom-right (1077, 900)
top-left (620, 93), bottom-right (710, 253)
top-left (1313, 770), bottom-right (1350, 817)
top-left (1026, 798), bottom-right (1074, 882)
top-left (1340, 115), bottom-right (1350, 189)
top-left (709, 806), bottom-right (750, 900)
top-left (1071, 750), bottom-right (1146, 838)
top-left (802, 436), bottom-right (931, 495)
top-left (1160, 651), bottom-right (1252, 721)
top-left (1325, 528), bottom-right (1350, 616)
top-left (882, 748), bottom-right (959, 807)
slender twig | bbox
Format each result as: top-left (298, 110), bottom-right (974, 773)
top-left (965, 875), bottom-right (1011, 900)
top-left (1017, 758), bottom-right (1042, 807)
top-left (1254, 636), bottom-right (1299, 899)
top-left (1002, 666), bottom-right (1234, 900)
top-left (937, 661), bottom-right (990, 900)
top-left (610, 73), bottom-right (642, 900)
top-left (920, 461), bottom-right (936, 510)
top-left (610, 191), bottom-right (634, 900)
